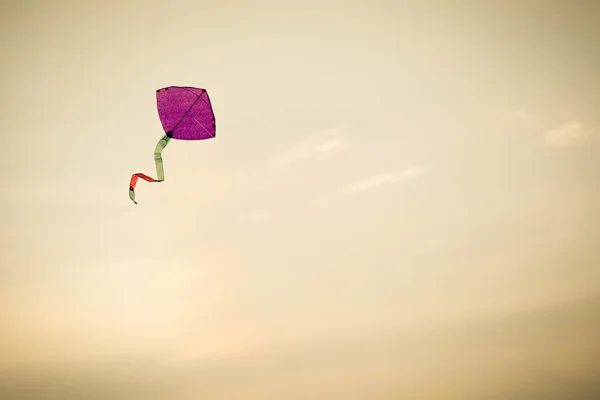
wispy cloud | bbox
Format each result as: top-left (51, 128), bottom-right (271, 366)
top-left (315, 138), bottom-right (341, 154)
top-left (347, 166), bottom-right (424, 193)
top-left (244, 209), bottom-right (272, 223)
top-left (509, 110), bottom-right (539, 126)
top-left (269, 128), bottom-right (345, 165)
top-left (309, 195), bottom-right (334, 208)
top-left (543, 120), bottom-right (590, 147)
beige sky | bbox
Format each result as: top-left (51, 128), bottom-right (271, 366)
top-left (1, 0), bottom-right (599, 398)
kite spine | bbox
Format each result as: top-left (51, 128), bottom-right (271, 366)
top-left (128, 134), bottom-right (171, 204)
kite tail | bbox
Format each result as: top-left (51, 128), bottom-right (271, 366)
top-left (129, 134), bottom-right (171, 204)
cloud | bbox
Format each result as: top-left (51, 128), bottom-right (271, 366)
top-left (308, 166), bottom-right (424, 208)
top-left (269, 127), bottom-right (345, 165)
top-left (507, 111), bottom-right (594, 148)
top-left (244, 209), bottom-right (272, 223)
top-left (315, 138), bottom-right (341, 154)
top-left (347, 166), bottom-right (424, 193)
top-left (509, 110), bottom-right (539, 126)
top-left (309, 195), bottom-right (334, 208)
top-left (543, 120), bottom-right (590, 147)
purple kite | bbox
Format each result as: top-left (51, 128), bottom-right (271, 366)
top-left (129, 86), bottom-right (216, 204)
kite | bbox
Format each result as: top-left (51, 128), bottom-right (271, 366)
top-left (128, 86), bottom-right (216, 204)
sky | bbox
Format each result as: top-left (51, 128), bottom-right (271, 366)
top-left (1, 0), bottom-right (599, 398)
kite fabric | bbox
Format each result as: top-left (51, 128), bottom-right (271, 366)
top-left (128, 86), bottom-right (216, 204)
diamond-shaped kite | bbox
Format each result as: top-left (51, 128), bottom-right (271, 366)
top-left (128, 86), bottom-right (216, 204)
